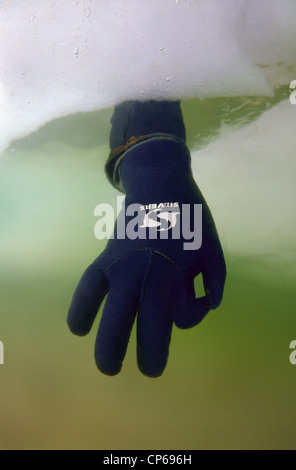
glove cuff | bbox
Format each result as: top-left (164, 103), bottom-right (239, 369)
top-left (105, 133), bottom-right (188, 192)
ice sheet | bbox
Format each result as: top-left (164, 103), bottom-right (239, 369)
top-left (0, 0), bottom-right (295, 154)
top-left (191, 100), bottom-right (296, 282)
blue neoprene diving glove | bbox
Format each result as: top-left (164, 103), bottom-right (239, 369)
top-left (67, 101), bottom-right (226, 377)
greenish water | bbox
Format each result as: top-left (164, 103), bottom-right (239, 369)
top-left (183, 85), bottom-right (290, 149)
top-left (0, 92), bottom-right (295, 450)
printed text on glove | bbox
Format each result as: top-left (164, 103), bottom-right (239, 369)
top-left (94, 196), bottom-right (202, 251)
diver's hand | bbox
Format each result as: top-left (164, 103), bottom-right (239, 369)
top-left (67, 137), bottom-right (226, 377)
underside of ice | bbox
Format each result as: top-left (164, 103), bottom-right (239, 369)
top-left (0, 0), bottom-right (295, 154)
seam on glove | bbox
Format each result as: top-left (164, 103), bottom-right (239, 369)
top-left (87, 262), bottom-right (109, 287)
top-left (137, 249), bottom-right (185, 305)
top-left (103, 247), bottom-right (152, 274)
top-left (139, 248), bottom-right (154, 303)
top-left (103, 247), bottom-right (182, 276)
top-left (103, 247), bottom-right (186, 313)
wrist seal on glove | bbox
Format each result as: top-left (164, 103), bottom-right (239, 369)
top-left (105, 133), bottom-right (189, 193)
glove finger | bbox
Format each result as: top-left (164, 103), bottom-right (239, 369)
top-left (95, 276), bottom-right (139, 376)
top-left (174, 242), bottom-right (226, 329)
top-left (67, 257), bottom-right (109, 336)
top-left (202, 242), bottom-right (226, 309)
top-left (95, 249), bottom-right (155, 376)
top-left (174, 272), bottom-right (212, 329)
top-left (137, 299), bottom-right (173, 378)
top-left (136, 256), bottom-right (175, 377)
